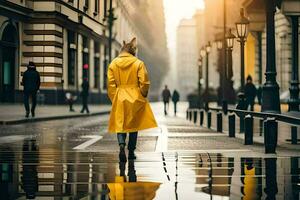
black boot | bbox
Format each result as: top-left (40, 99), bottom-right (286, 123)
top-left (31, 110), bottom-right (35, 117)
top-left (25, 111), bottom-right (29, 118)
top-left (128, 150), bottom-right (136, 160)
top-left (119, 144), bottom-right (127, 162)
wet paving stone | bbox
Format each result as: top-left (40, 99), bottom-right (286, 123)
top-left (0, 103), bottom-right (299, 199)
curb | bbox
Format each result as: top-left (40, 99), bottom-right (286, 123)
top-left (0, 111), bottom-right (110, 125)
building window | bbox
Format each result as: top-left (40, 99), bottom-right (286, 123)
top-left (67, 31), bottom-right (76, 86)
top-left (84, 0), bottom-right (89, 11)
top-left (103, 0), bottom-right (107, 20)
top-left (94, 42), bottom-right (100, 89)
top-left (82, 36), bottom-right (89, 80)
top-left (94, 0), bottom-right (99, 16)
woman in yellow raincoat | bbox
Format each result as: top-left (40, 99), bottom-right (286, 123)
top-left (107, 37), bottom-right (157, 160)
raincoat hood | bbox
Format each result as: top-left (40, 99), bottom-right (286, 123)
top-left (115, 52), bottom-right (138, 68)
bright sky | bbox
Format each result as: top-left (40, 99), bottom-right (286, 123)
top-left (162, 0), bottom-right (204, 90)
top-left (163, 0), bottom-right (204, 50)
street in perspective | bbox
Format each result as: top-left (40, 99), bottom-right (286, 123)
top-left (0, 0), bottom-right (300, 200)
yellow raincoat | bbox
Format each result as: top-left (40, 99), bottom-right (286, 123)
top-left (107, 52), bottom-right (157, 133)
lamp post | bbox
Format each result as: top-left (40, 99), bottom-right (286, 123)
top-left (225, 28), bottom-right (235, 83)
top-left (197, 57), bottom-right (203, 108)
top-left (205, 43), bottom-right (211, 95)
top-left (235, 8), bottom-right (249, 91)
top-left (261, 0), bottom-right (281, 113)
top-left (216, 40), bottom-right (223, 106)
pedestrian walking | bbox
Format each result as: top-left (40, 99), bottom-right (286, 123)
top-left (80, 78), bottom-right (90, 113)
top-left (172, 90), bottom-right (180, 116)
top-left (162, 85), bottom-right (171, 115)
top-left (244, 75), bottom-right (257, 111)
top-left (107, 37), bottom-right (157, 161)
top-left (21, 62), bottom-right (40, 118)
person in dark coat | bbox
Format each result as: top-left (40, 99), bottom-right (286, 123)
top-left (244, 75), bottom-right (257, 111)
top-left (21, 62), bottom-right (40, 118)
top-left (172, 90), bottom-right (180, 116)
top-left (162, 85), bottom-right (171, 115)
top-left (80, 78), bottom-right (90, 113)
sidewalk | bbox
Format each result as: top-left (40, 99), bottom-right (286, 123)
top-left (0, 104), bottom-right (111, 125)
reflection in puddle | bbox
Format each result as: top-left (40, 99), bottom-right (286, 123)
top-left (0, 139), bottom-right (299, 199)
top-left (108, 160), bottom-right (161, 200)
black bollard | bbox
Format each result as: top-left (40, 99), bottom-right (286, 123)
top-left (239, 115), bottom-right (245, 133)
top-left (186, 110), bottom-right (188, 120)
top-left (200, 110), bottom-right (204, 126)
top-left (193, 110), bottom-right (198, 124)
top-left (228, 114), bottom-right (236, 137)
top-left (264, 118), bottom-right (278, 154)
top-left (291, 126), bottom-right (298, 144)
top-left (217, 112), bottom-right (222, 132)
top-left (264, 158), bottom-right (278, 199)
top-left (207, 111), bottom-right (212, 129)
top-left (259, 119), bottom-right (264, 136)
top-left (244, 115), bottom-right (253, 145)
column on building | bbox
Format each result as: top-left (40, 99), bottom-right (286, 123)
top-left (77, 34), bottom-right (83, 88)
top-left (89, 39), bottom-right (95, 89)
top-left (94, 41), bottom-right (101, 90)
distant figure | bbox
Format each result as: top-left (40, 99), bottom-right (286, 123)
top-left (172, 90), bottom-right (180, 116)
top-left (244, 75), bottom-right (257, 111)
top-left (80, 78), bottom-right (90, 113)
top-left (21, 62), bottom-right (40, 118)
top-left (162, 85), bottom-right (171, 115)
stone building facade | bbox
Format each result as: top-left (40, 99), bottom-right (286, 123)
top-left (176, 18), bottom-right (198, 100)
top-left (0, 0), bottom-right (168, 104)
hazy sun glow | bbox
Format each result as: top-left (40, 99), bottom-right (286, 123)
top-left (162, 0), bottom-right (204, 89)
top-left (163, 0), bottom-right (204, 50)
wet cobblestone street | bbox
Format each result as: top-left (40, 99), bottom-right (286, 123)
top-left (0, 103), bottom-right (299, 199)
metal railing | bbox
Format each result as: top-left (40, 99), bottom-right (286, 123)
top-left (186, 106), bottom-right (299, 154)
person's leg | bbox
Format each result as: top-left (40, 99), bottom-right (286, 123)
top-left (81, 96), bottom-right (86, 113)
top-left (117, 133), bottom-right (127, 146)
top-left (31, 92), bottom-right (37, 117)
top-left (128, 132), bottom-right (138, 159)
top-left (174, 102), bottom-right (177, 115)
top-left (24, 93), bottom-right (30, 117)
top-left (164, 102), bottom-right (167, 115)
top-left (117, 133), bottom-right (127, 162)
top-left (86, 97), bottom-right (90, 113)
top-left (250, 102), bottom-right (254, 111)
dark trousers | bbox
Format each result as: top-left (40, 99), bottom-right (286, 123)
top-left (163, 101), bottom-right (169, 115)
top-left (246, 100), bottom-right (255, 111)
top-left (24, 92), bottom-right (37, 113)
top-left (117, 132), bottom-right (138, 151)
top-left (173, 102), bottom-right (178, 115)
top-left (81, 96), bottom-right (89, 113)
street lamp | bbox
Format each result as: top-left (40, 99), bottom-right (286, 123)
top-left (204, 42), bottom-right (211, 110)
top-left (226, 28), bottom-right (236, 81)
top-left (235, 8), bottom-right (249, 91)
top-left (216, 40), bottom-right (223, 51)
top-left (197, 57), bottom-right (203, 108)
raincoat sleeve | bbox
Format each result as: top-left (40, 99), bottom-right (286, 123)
top-left (137, 62), bottom-right (150, 97)
top-left (107, 65), bottom-right (117, 102)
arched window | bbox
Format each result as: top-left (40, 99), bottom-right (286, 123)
top-left (1, 24), bottom-right (17, 45)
